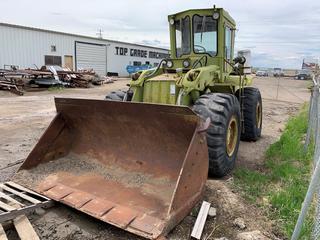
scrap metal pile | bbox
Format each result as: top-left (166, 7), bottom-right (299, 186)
top-left (0, 65), bottom-right (114, 95)
top-left (0, 74), bottom-right (24, 96)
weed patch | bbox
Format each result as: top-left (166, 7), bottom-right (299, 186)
top-left (233, 105), bottom-right (314, 238)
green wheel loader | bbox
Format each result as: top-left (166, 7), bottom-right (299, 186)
top-left (14, 6), bottom-right (262, 240)
top-left (106, 7), bottom-right (262, 176)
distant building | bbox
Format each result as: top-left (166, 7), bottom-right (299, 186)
top-left (302, 58), bottom-right (319, 71)
top-left (0, 23), bottom-right (169, 76)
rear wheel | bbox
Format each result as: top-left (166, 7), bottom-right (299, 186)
top-left (105, 89), bottom-right (133, 101)
top-left (193, 93), bottom-right (241, 177)
top-left (237, 87), bottom-right (262, 141)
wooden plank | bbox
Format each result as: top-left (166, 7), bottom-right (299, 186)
top-left (0, 201), bottom-right (16, 212)
top-left (0, 192), bottom-right (24, 207)
top-left (13, 215), bottom-right (39, 240)
top-left (191, 201), bottom-right (211, 239)
top-left (6, 198), bottom-right (39, 239)
top-left (0, 200), bottom-right (54, 223)
top-left (0, 184), bottom-right (40, 204)
top-left (6, 182), bottom-right (50, 200)
top-left (0, 224), bottom-right (8, 240)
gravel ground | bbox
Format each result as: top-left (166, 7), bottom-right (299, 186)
top-left (0, 77), bottom-right (311, 239)
top-left (13, 153), bottom-right (157, 189)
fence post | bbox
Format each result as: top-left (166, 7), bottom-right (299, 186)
top-left (291, 75), bottom-right (320, 240)
top-left (305, 89), bottom-right (315, 151)
top-left (291, 156), bottom-right (320, 240)
top-left (312, 76), bottom-right (320, 239)
top-left (314, 84), bottom-right (320, 165)
top-left (305, 75), bottom-right (318, 152)
top-left (312, 185), bottom-right (320, 239)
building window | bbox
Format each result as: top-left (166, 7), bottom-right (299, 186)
top-left (133, 61), bottom-right (142, 66)
top-left (45, 55), bottom-right (62, 66)
top-left (51, 45), bottom-right (57, 52)
top-left (145, 61), bottom-right (150, 65)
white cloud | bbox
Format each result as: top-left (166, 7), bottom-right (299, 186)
top-left (0, 0), bottom-right (319, 68)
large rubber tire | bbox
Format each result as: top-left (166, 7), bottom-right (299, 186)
top-left (193, 93), bottom-right (241, 177)
top-left (105, 90), bottom-right (126, 101)
top-left (237, 87), bottom-right (262, 141)
top-left (105, 89), bottom-right (133, 101)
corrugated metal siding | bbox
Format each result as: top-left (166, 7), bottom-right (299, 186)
top-left (76, 42), bottom-right (107, 76)
top-left (0, 24), bottom-right (169, 76)
top-left (0, 25), bottom-right (76, 69)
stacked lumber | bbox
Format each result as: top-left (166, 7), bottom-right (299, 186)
top-left (0, 77), bottom-right (24, 96)
top-left (0, 65), bottom-right (114, 94)
top-left (69, 74), bottom-right (95, 88)
top-left (96, 76), bottom-right (114, 85)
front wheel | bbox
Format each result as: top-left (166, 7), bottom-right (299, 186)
top-left (105, 89), bottom-right (133, 101)
top-left (193, 93), bottom-right (241, 177)
top-left (236, 87), bottom-right (262, 141)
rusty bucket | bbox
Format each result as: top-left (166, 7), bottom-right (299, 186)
top-left (14, 98), bottom-right (209, 239)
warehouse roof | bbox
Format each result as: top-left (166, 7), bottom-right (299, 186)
top-left (0, 22), bottom-right (169, 52)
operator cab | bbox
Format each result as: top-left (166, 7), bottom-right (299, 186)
top-left (167, 7), bottom-right (237, 72)
top-left (175, 15), bottom-right (217, 57)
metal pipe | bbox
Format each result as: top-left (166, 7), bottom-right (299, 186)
top-left (291, 156), bottom-right (320, 240)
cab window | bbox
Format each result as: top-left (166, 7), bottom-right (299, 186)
top-left (193, 15), bottom-right (217, 56)
top-left (175, 16), bottom-right (191, 57)
top-left (225, 26), bottom-right (233, 60)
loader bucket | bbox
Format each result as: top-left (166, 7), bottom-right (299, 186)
top-left (14, 98), bottom-right (209, 239)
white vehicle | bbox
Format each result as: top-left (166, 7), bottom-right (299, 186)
top-left (256, 70), bottom-right (268, 77)
top-left (273, 68), bottom-right (284, 77)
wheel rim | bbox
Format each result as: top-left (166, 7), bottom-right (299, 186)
top-left (256, 101), bottom-right (262, 128)
top-left (226, 116), bottom-right (238, 157)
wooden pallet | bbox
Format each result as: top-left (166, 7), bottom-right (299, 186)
top-left (0, 182), bottom-right (54, 240)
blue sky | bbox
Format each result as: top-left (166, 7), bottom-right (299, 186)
top-left (1, 0), bottom-right (319, 69)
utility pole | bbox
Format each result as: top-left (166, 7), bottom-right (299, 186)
top-left (97, 29), bottom-right (103, 39)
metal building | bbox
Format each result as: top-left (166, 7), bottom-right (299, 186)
top-left (0, 23), bottom-right (169, 76)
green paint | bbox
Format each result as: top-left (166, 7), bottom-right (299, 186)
top-left (129, 6), bottom-right (252, 106)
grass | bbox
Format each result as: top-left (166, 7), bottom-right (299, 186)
top-left (233, 104), bottom-right (314, 239)
top-left (48, 85), bottom-right (65, 91)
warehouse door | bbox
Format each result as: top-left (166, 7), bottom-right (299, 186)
top-left (64, 55), bottom-right (73, 70)
top-left (75, 42), bottom-right (107, 76)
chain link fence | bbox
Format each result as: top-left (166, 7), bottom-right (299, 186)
top-left (291, 73), bottom-right (320, 240)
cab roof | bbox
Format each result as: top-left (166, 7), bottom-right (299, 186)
top-left (168, 7), bottom-right (236, 26)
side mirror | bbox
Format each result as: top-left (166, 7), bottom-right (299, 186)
top-left (233, 56), bottom-right (246, 65)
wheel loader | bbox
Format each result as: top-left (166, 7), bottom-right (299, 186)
top-left (106, 6), bottom-right (262, 176)
top-left (14, 6), bottom-right (262, 240)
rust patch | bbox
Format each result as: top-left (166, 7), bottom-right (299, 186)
top-left (81, 198), bottom-right (115, 217)
top-left (14, 98), bottom-right (209, 239)
top-left (61, 191), bottom-right (94, 208)
top-left (44, 184), bottom-right (74, 200)
top-left (130, 215), bottom-right (164, 234)
top-left (102, 206), bottom-right (138, 228)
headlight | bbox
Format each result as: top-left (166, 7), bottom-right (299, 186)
top-left (162, 60), bottom-right (167, 67)
top-left (213, 12), bottom-right (220, 20)
top-left (183, 59), bottom-right (190, 68)
top-left (169, 19), bottom-right (175, 25)
top-left (166, 60), bottom-right (174, 68)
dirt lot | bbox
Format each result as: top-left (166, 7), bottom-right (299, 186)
top-left (0, 77), bottom-right (310, 239)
